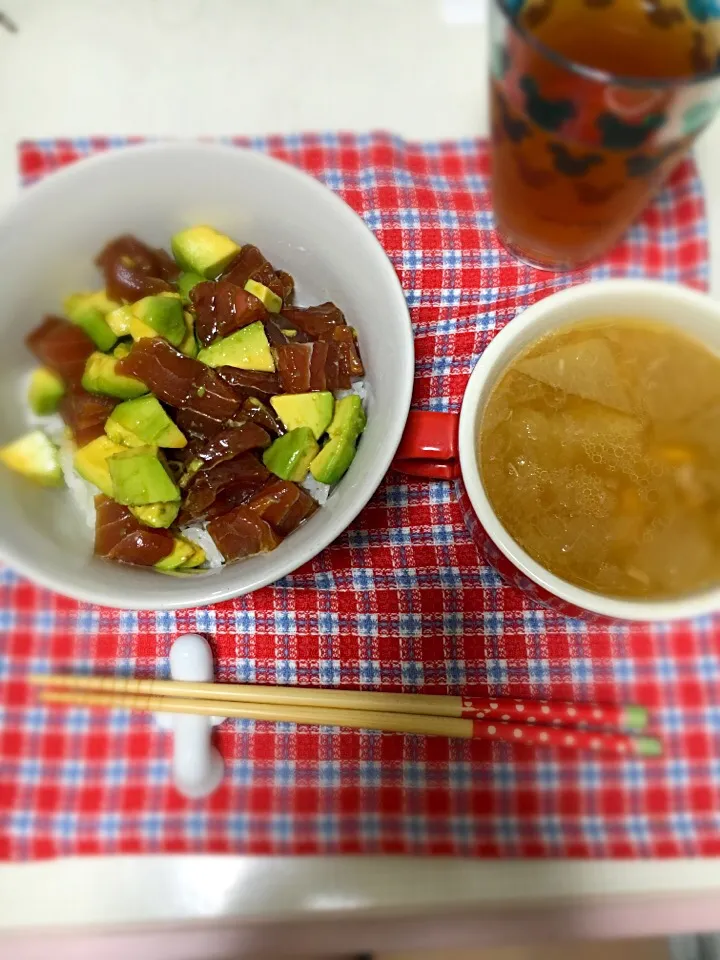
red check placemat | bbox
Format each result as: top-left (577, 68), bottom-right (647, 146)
top-left (1, 133), bottom-right (717, 860)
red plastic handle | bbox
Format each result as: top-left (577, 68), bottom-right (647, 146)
top-left (392, 459), bottom-right (461, 480)
top-left (392, 411), bottom-right (460, 481)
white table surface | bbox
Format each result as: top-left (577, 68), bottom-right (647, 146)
top-left (2, 0), bottom-right (720, 942)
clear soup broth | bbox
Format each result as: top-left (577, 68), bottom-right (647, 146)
top-left (479, 318), bottom-right (720, 600)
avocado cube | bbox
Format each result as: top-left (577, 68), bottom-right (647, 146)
top-left (106, 305), bottom-right (135, 337)
top-left (28, 367), bottom-right (65, 416)
top-left (263, 427), bottom-right (319, 482)
top-left (129, 501), bottom-right (180, 528)
top-left (70, 307), bottom-right (118, 352)
top-left (105, 419), bottom-right (145, 448)
top-left (155, 536), bottom-right (197, 571)
top-left (270, 391), bottom-right (334, 440)
top-left (196, 321), bottom-right (275, 372)
top-left (245, 278), bottom-right (282, 313)
top-left (130, 296), bottom-right (185, 347)
top-left (181, 542), bottom-right (207, 568)
top-left (64, 289), bottom-right (119, 318)
top-left (327, 394), bottom-right (366, 441)
top-left (73, 435), bottom-right (126, 496)
top-left (0, 429), bottom-right (63, 487)
top-left (106, 395), bottom-right (187, 449)
top-left (108, 446), bottom-right (180, 505)
top-left (82, 352), bottom-right (148, 400)
top-left (171, 226), bottom-right (241, 279)
top-left (176, 271), bottom-right (205, 304)
top-left (309, 434), bottom-right (358, 485)
top-left (179, 311), bottom-right (199, 359)
top-left (178, 456), bottom-right (202, 490)
top-left (65, 290), bottom-right (120, 352)
top-left (112, 340), bottom-right (133, 360)
top-left (128, 315), bottom-right (157, 343)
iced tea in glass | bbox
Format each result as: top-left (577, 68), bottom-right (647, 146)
top-left (490, 0), bottom-right (720, 270)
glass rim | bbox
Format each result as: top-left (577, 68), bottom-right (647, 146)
top-left (495, 0), bottom-right (720, 91)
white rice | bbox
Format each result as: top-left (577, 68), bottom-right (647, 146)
top-left (338, 380), bottom-right (368, 404)
top-left (27, 408), bottom-right (65, 444)
top-left (181, 523), bottom-right (225, 570)
top-left (300, 474), bottom-right (331, 504)
top-left (58, 432), bottom-right (97, 530)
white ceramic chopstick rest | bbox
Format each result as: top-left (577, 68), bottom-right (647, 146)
top-left (155, 633), bottom-right (224, 798)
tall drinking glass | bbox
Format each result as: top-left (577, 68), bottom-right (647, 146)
top-left (490, 0), bottom-right (720, 270)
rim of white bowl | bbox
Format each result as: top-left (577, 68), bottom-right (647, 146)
top-left (0, 141), bottom-right (414, 609)
top-left (459, 278), bottom-right (720, 623)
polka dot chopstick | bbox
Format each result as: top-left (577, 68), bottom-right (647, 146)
top-left (33, 676), bottom-right (661, 758)
top-left (470, 717), bottom-right (660, 757)
top-left (459, 696), bottom-right (648, 731)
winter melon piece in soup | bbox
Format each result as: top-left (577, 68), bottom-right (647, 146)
top-left (516, 337), bottom-right (632, 414)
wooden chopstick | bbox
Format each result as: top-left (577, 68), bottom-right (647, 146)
top-left (37, 688), bottom-right (662, 757)
top-left (40, 689), bottom-right (471, 738)
top-left (28, 674), bottom-right (647, 730)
